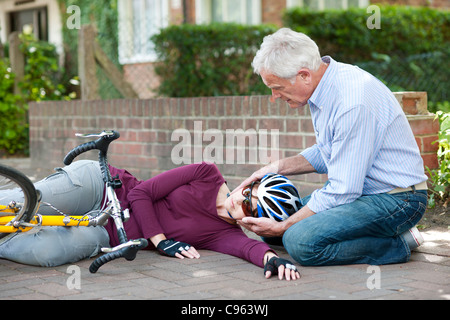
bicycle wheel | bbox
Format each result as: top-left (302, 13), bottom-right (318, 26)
top-left (0, 165), bottom-right (38, 240)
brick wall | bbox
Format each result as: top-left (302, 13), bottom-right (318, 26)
top-left (29, 92), bottom-right (438, 197)
top-left (261, 0), bottom-right (286, 26)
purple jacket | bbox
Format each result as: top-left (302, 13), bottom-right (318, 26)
top-left (105, 162), bottom-right (271, 267)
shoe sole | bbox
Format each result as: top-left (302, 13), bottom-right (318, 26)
top-left (409, 227), bottom-right (424, 247)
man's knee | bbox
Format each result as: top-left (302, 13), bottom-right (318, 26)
top-left (282, 223), bottom-right (323, 266)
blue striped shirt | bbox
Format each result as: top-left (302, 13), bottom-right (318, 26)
top-left (300, 56), bottom-right (427, 213)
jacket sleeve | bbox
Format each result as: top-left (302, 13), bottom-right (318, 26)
top-left (127, 162), bottom-right (220, 240)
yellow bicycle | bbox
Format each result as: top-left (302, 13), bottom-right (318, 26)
top-left (0, 130), bottom-right (148, 273)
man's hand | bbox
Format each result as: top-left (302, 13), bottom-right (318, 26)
top-left (239, 205), bottom-right (316, 238)
top-left (239, 217), bottom-right (286, 238)
top-left (231, 155), bottom-right (316, 195)
top-left (231, 162), bottom-right (280, 194)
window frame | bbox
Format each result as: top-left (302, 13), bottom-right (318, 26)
top-left (286, 0), bottom-right (369, 10)
top-left (195, 0), bottom-right (261, 25)
top-left (118, 0), bottom-right (170, 65)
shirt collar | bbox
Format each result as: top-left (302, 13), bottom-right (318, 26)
top-left (308, 56), bottom-right (336, 110)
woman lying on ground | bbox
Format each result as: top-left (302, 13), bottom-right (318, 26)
top-left (0, 160), bottom-right (300, 281)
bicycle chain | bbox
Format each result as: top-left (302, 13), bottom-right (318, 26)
top-left (42, 202), bottom-right (95, 225)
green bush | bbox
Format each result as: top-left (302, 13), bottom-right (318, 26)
top-left (283, 5), bottom-right (450, 105)
top-left (0, 59), bottom-right (28, 154)
top-left (284, 5), bottom-right (449, 61)
top-left (18, 32), bottom-right (71, 101)
top-left (427, 111), bottom-right (450, 208)
top-left (0, 31), bottom-right (75, 155)
top-left (152, 23), bottom-right (276, 97)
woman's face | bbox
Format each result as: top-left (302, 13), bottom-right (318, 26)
top-left (224, 183), bottom-right (259, 221)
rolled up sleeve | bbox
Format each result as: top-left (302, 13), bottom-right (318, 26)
top-left (300, 144), bottom-right (328, 174)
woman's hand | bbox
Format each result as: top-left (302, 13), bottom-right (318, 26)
top-left (155, 238), bottom-right (200, 259)
top-left (264, 253), bottom-right (300, 281)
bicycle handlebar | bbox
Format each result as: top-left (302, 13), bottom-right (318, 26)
top-left (89, 238), bottom-right (148, 273)
top-left (63, 130), bottom-right (120, 166)
top-left (63, 141), bottom-right (97, 165)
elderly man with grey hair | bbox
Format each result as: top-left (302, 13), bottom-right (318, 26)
top-left (236, 28), bottom-right (428, 267)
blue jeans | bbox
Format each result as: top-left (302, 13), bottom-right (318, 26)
top-left (267, 190), bottom-right (427, 266)
top-left (0, 160), bottom-right (109, 267)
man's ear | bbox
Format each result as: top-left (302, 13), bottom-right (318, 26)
top-left (298, 69), bottom-right (312, 83)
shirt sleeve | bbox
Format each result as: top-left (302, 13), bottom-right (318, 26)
top-left (306, 105), bottom-right (381, 213)
top-left (127, 162), bottom-right (220, 240)
top-left (300, 144), bottom-right (328, 174)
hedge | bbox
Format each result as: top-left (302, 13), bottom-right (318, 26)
top-left (151, 23), bottom-right (277, 98)
top-left (283, 5), bottom-right (449, 104)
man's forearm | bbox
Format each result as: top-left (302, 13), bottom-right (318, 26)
top-left (274, 154), bottom-right (316, 176)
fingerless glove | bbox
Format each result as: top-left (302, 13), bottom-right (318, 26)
top-left (264, 256), bottom-right (297, 275)
top-left (157, 238), bottom-right (191, 257)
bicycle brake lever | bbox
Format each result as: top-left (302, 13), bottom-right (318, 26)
top-left (75, 130), bottom-right (114, 138)
top-left (101, 239), bottom-right (147, 253)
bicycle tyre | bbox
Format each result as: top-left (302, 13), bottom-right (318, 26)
top-left (0, 165), bottom-right (38, 240)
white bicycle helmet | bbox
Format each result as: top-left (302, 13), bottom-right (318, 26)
top-left (256, 174), bottom-right (302, 222)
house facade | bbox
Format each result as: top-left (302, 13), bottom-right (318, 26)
top-left (118, 0), bottom-right (371, 98)
top-left (0, 0), bottom-right (448, 98)
top-left (0, 0), bottom-right (63, 55)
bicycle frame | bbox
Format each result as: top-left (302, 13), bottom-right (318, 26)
top-left (0, 179), bottom-right (114, 233)
top-left (0, 130), bottom-right (148, 273)
top-left (0, 214), bottom-right (89, 233)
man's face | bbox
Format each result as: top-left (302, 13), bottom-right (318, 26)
top-left (260, 70), bottom-right (313, 109)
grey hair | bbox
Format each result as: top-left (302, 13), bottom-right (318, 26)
top-left (252, 28), bottom-right (322, 80)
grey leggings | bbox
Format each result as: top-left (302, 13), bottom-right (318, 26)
top-left (0, 160), bottom-right (110, 267)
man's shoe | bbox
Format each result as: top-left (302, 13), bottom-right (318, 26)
top-left (401, 226), bottom-right (424, 250)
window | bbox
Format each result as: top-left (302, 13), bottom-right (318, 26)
top-left (118, 0), bottom-right (169, 64)
top-left (9, 6), bottom-right (48, 41)
top-left (286, 0), bottom-right (369, 10)
top-left (195, 0), bottom-right (261, 25)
